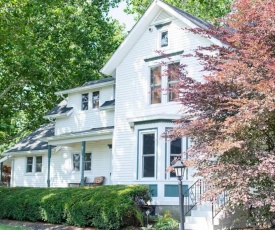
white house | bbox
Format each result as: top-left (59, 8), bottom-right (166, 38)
top-left (1, 1), bottom-right (243, 229)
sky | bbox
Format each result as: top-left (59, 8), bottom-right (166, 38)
top-left (108, 1), bottom-right (136, 32)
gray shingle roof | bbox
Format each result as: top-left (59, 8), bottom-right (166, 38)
top-left (45, 100), bottom-right (73, 117)
top-left (5, 123), bottom-right (54, 153)
top-left (162, 1), bottom-right (212, 30)
top-left (100, 99), bottom-right (115, 108)
top-left (82, 77), bottom-right (115, 87)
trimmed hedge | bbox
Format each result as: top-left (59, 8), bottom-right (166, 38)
top-left (0, 185), bottom-right (151, 229)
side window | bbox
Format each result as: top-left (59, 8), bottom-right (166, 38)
top-left (160, 31), bottom-right (168, 48)
top-left (26, 156), bottom-right (42, 173)
top-left (168, 62), bottom-right (180, 102)
top-left (150, 66), bottom-right (162, 104)
top-left (169, 138), bottom-right (182, 177)
top-left (92, 91), bottom-right (99, 108)
top-left (84, 153), bottom-right (92, 171)
top-left (26, 157), bottom-right (33, 173)
top-left (142, 132), bottom-right (156, 178)
top-left (81, 93), bottom-right (89, 110)
top-left (73, 153), bottom-right (80, 171)
top-left (36, 156), bottom-right (42, 172)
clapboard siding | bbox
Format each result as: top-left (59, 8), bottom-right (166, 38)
top-left (12, 154), bottom-right (47, 187)
top-left (112, 17), bottom-right (212, 184)
top-left (55, 85), bottom-right (114, 135)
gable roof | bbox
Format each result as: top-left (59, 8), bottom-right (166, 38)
top-left (101, 0), bottom-right (222, 76)
top-left (5, 123), bottom-right (54, 154)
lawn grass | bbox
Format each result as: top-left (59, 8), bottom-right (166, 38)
top-left (0, 223), bottom-right (29, 230)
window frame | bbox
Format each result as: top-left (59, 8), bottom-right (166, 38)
top-left (138, 129), bottom-right (158, 179)
top-left (167, 62), bottom-right (180, 102)
top-left (158, 27), bottom-right (170, 50)
top-left (26, 156), bottom-right (43, 173)
top-left (72, 153), bottom-right (81, 171)
top-left (84, 153), bottom-right (92, 171)
top-left (148, 60), bottom-right (180, 105)
top-left (81, 93), bottom-right (89, 111)
top-left (72, 152), bottom-right (92, 172)
top-left (92, 91), bottom-right (100, 109)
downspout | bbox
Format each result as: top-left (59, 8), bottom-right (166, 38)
top-left (81, 141), bottom-right (86, 186)
top-left (47, 145), bottom-right (52, 187)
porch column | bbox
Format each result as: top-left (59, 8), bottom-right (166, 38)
top-left (47, 145), bottom-right (52, 187)
top-left (0, 162), bottom-right (3, 185)
top-left (80, 141), bottom-right (86, 186)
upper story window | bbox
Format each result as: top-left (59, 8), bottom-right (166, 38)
top-left (92, 91), bottom-right (99, 108)
top-left (149, 62), bottom-right (180, 104)
top-left (160, 31), bottom-right (168, 48)
top-left (168, 62), bottom-right (180, 102)
top-left (81, 93), bottom-right (89, 110)
top-left (150, 66), bottom-right (162, 104)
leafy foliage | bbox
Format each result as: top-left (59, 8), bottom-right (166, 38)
top-left (168, 0), bottom-right (275, 225)
top-left (0, 185), bottom-right (151, 229)
top-left (0, 0), bottom-right (124, 153)
top-left (125, 0), bottom-right (233, 23)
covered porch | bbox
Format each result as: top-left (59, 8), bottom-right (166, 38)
top-left (0, 156), bottom-right (12, 187)
top-left (46, 126), bottom-right (113, 187)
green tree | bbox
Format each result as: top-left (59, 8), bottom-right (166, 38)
top-left (125, 0), bottom-right (233, 22)
top-left (0, 0), bottom-right (124, 153)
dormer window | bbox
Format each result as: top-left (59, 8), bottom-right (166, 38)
top-left (160, 31), bottom-right (168, 48)
top-left (81, 93), bottom-right (89, 110)
top-left (92, 91), bottom-right (99, 108)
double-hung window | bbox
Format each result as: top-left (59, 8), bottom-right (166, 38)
top-left (150, 66), bottom-right (162, 104)
top-left (84, 153), bottom-right (92, 171)
top-left (141, 132), bottom-right (156, 178)
top-left (73, 153), bottom-right (80, 171)
top-left (92, 91), bottom-right (99, 108)
top-left (149, 62), bottom-right (180, 104)
top-left (169, 138), bottom-right (182, 177)
top-left (81, 93), bottom-right (89, 110)
top-left (72, 153), bottom-right (91, 171)
top-left (26, 156), bottom-right (42, 173)
top-left (167, 62), bottom-right (180, 101)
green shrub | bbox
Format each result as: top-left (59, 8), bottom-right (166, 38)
top-left (0, 185), bottom-right (151, 229)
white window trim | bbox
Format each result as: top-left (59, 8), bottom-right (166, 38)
top-left (92, 91), bottom-right (100, 109)
top-left (138, 129), bottom-right (157, 179)
top-left (147, 58), bottom-right (181, 105)
top-left (157, 26), bottom-right (171, 50)
top-left (71, 152), bottom-right (92, 172)
top-left (167, 136), bottom-right (188, 180)
top-left (25, 156), bottom-right (43, 174)
top-left (81, 93), bottom-right (89, 111)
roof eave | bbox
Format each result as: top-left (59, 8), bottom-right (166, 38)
top-left (55, 81), bottom-right (115, 96)
top-left (43, 109), bottom-right (73, 120)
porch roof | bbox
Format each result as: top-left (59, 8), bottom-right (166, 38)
top-left (44, 100), bottom-right (73, 119)
top-left (46, 126), bottom-right (114, 145)
top-left (4, 123), bottom-right (54, 155)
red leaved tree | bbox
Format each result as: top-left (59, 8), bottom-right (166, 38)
top-left (171, 0), bottom-right (275, 224)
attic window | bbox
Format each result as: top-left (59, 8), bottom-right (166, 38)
top-left (160, 31), bottom-right (168, 48)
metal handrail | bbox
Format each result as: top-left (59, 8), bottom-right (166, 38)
top-left (183, 179), bottom-right (206, 215)
top-left (212, 190), bottom-right (228, 223)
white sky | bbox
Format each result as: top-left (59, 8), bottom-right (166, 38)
top-left (109, 1), bottom-right (136, 32)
